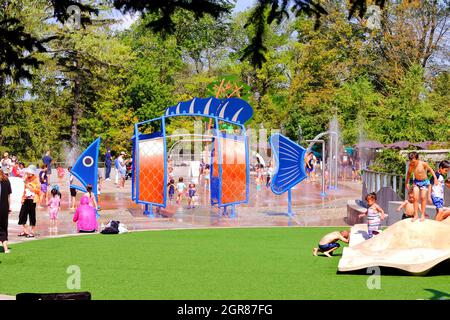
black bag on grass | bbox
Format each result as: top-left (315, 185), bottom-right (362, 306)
top-left (100, 220), bottom-right (120, 234)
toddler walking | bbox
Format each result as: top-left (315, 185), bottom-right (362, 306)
top-left (48, 188), bottom-right (61, 230)
top-left (187, 183), bottom-right (196, 209)
top-left (176, 177), bottom-right (186, 205)
top-left (167, 179), bottom-right (175, 203)
top-left (359, 193), bottom-right (386, 238)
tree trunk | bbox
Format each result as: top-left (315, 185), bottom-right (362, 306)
top-left (71, 61), bottom-right (81, 148)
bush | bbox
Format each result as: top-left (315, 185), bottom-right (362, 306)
top-left (369, 149), bottom-right (406, 175)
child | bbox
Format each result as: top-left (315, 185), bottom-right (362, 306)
top-left (304, 152), bottom-right (314, 182)
top-left (430, 160), bottom-right (450, 221)
top-left (167, 178), bottom-right (175, 203)
top-left (255, 164), bottom-right (262, 191)
top-left (203, 164), bottom-right (210, 191)
top-left (68, 166), bottom-right (77, 210)
top-left (396, 190), bottom-right (415, 220)
top-left (313, 230), bottom-right (349, 258)
top-left (57, 165), bottom-right (65, 185)
top-left (176, 177), bottom-right (186, 205)
top-left (84, 184), bottom-right (98, 209)
top-left (405, 152), bottom-right (438, 222)
top-left (359, 192), bottom-right (386, 238)
top-left (97, 175), bottom-right (102, 211)
top-left (187, 183), bottom-right (196, 209)
top-left (47, 187), bottom-right (61, 230)
top-left (39, 164), bottom-right (49, 207)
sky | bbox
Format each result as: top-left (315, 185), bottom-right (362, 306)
top-left (113, 0), bottom-right (256, 31)
top-left (234, 0), bottom-right (255, 12)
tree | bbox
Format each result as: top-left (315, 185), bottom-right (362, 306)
top-left (367, 0), bottom-right (450, 89)
top-left (285, 1), bottom-right (368, 140)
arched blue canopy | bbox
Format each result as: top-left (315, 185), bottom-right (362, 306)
top-left (164, 97), bottom-right (253, 125)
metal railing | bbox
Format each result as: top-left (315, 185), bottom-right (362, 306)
top-left (361, 169), bottom-right (404, 199)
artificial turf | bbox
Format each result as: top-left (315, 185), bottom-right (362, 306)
top-left (0, 227), bottom-right (449, 300)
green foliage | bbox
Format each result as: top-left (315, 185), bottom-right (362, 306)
top-left (0, 1), bottom-right (449, 163)
top-left (369, 149), bottom-right (406, 175)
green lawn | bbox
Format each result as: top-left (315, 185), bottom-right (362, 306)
top-left (0, 227), bottom-right (448, 300)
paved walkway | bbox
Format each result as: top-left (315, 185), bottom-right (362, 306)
top-left (6, 173), bottom-right (362, 246)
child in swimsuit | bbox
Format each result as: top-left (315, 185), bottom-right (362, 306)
top-left (313, 230), bottom-right (349, 258)
top-left (167, 179), bottom-right (175, 203)
top-left (187, 183), bottom-right (196, 209)
top-left (405, 152), bottom-right (438, 222)
top-left (359, 193), bottom-right (386, 238)
top-left (431, 160), bottom-right (450, 221)
top-left (176, 177), bottom-right (186, 205)
top-left (396, 190), bottom-right (415, 220)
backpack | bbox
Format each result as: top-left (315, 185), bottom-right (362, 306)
top-left (100, 220), bottom-right (120, 234)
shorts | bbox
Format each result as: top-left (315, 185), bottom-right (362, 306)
top-left (402, 213), bottom-right (413, 220)
top-left (70, 188), bottom-right (77, 197)
top-left (41, 183), bottom-right (48, 193)
top-left (431, 196), bottom-right (444, 209)
top-left (413, 179), bottom-right (430, 190)
top-left (318, 243), bottom-right (340, 252)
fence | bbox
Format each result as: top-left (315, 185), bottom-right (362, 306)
top-left (361, 169), bottom-right (404, 199)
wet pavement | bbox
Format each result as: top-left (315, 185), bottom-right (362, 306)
top-left (6, 173), bottom-right (362, 245)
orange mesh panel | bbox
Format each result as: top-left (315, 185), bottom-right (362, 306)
top-left (220, 137), bottom-right (247, 204)
top-left (213, 139), bottom-right (219, 177)
top-left (138, 138), bottom-right (165, 204)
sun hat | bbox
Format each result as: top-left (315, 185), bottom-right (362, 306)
top-left (120, 151), bottom-right (126, 155)
top-left (23, 166), bottom-right (36, 175)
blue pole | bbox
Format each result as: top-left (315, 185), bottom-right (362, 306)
top-left (288, 189), bottom-right (293, 217)
top-left (149, 204), bottom-right (154, 218)
top-left (230, 205), bottom-right (236, 218)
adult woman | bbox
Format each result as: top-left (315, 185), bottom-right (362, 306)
top-left (18, 167), bottom-right (41, 238)
top-left (0, 170), bottom-right (12, 253)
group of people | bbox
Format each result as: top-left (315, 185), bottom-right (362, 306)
top-left (0, 150), bottom-right (104, 253)
top-left (104, 148), bottom-right (130, 189)
top-left (401, 154), bottom-right (450, 222)
top-left (313, 152), bottom-right (449, 258)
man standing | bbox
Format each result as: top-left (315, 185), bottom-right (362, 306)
top-left (42, 150), bottom-right (53, 176)
top-left (104, 147), bottom-right (112, 181)
top-left (1, 153), bottom-right (12, 177)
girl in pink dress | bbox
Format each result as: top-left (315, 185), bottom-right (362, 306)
top-left (47, 188), bottom-right (61, 230)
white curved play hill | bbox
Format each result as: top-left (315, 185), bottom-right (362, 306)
top-left (338, 218), bottom-right (450, 274)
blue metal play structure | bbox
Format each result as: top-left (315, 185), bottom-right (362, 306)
top-left (269, 133), bottom-right (308, 216)
top-left (132, 97), bottom-right (253, 216)
top-left (70, 137), bottom-right (101, 202)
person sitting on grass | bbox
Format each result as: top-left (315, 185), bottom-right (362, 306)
top-left (73, 196), bottom-right (98, 233)
top-left (396, 190), bottom-right (415, 220)
top-left (313, 230), bottom-right (349, 258)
